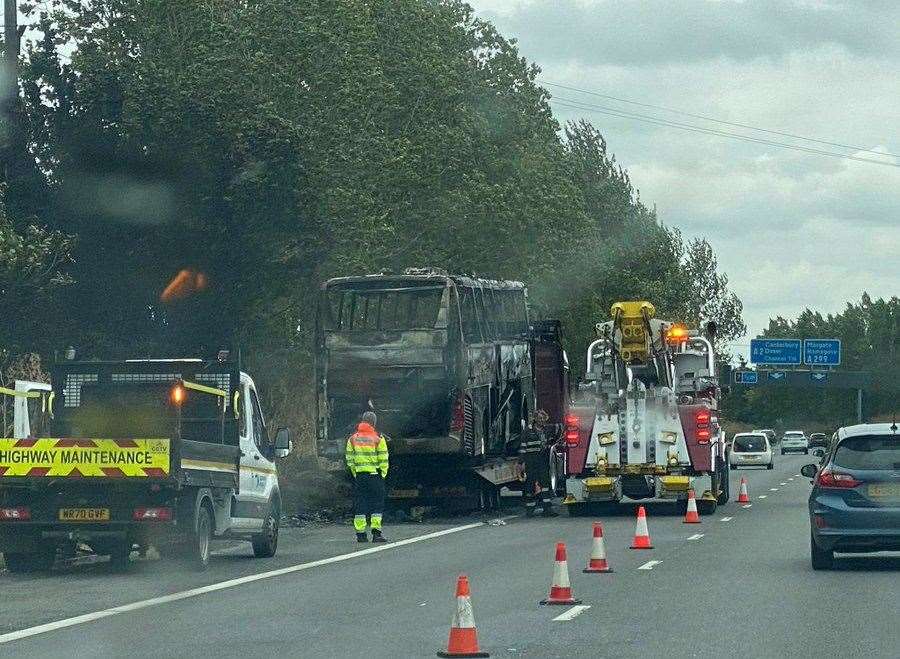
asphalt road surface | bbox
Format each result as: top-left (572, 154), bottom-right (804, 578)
top-left (2, 453), bottom-right (898, 658)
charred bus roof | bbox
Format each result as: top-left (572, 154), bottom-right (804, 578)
top-left (321, 268), bottom-right (526, 292)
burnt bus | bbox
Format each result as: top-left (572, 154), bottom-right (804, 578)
top-left (315, 268), bottom-right (545, 506)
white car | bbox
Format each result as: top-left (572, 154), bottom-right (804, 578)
top-left (729, 432), bottom-right (774, 470)
top-left (781, 430), bottom-right (809, 455)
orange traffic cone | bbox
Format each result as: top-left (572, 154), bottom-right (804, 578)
top-left (437, 575), bottom-right (489, 658)
top-left (737, 477), bottom-right (751, 503)
top-left (583, 522), bottom-right (613, 573)
top-left (541, 542), bottom-right (582, 605)
top-left (630, 505), bottom-right (654, 549)
top-left (683, 489), bottom-right (701, 524)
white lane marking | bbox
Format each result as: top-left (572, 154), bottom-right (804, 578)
top-left (720, 517), bottom-right (733, 522)
top-left (795, 474), bottom-right (801, 477)
top-left (0, 521), bottom-right (488, 645)
top-left (553, 605), bottom-right (592, 621)
top-left (780, 482), bottom-right (787, 486)
top-left (638, 560), bottom-right (662, 570)
top-left (759, 495), bottom-right (768, 499)
top-left (742, 504), bottom-right (752, 509)
top-left (788, 478), bottom-right (794, 482)
top-left (770, 488), bottom-right (779, 491)
top-left (687, 533), bottom-right (704, 541)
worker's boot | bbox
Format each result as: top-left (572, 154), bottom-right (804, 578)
top-left (371, 529), bottom-right (388, 543)
top-left (356, 532), bottom-right (368, 543)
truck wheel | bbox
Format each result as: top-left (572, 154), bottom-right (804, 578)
top-left (184, 503), bottom-right (213, 571)
top-left (717, 458), bottom-right (730, 504)
top-left (251, 512), bottom-right (280, 558)
top-left (3, 546), bottom-right (56, 573)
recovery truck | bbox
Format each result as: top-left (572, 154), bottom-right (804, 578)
top-left (315, 269), bottom-right (569, 511)
top-left (0, 356), bottom-right (292, 573)
top-left (561, 301), bottom-right (729, 515)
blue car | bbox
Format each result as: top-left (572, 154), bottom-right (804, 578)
top-left (802, 422), bottom-right (900, 570)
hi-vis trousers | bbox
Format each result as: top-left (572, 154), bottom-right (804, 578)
top-left (353, 472), bottom-right (385, 533)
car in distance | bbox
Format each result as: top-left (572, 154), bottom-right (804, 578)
top-left (803, 423), bottom-right (900, 569)
top-left (729, 432), bottom-right (774, 470)
top-left (809, 432), bottom-right (829, 449)
top-left (753, 429), bottom-right (777, 445)
top-left (781, 430), bottom-right (809, 455)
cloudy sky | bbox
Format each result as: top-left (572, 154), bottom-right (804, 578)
top-left (471, 0), bottom-right (899, 356)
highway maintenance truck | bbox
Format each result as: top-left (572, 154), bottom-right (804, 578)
top-left (560, 301), bottom-right (729, 515)
top-left (315, 268), bottom-right (569, 511)
top-left (0, 356), bottom-right (292, 573)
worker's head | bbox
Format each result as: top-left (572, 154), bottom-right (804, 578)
top-left (361, 411), bottom-right (377, 427)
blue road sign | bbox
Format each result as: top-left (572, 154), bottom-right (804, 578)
top-left (734, 370), bottom-right (758, 384)
top-left (804, 339), bottom-right (841, 366)
top-left (750, 339), bottom-right (802, 365)
top-left (768, 371), bottom-right (787, 381)
top-left (810, 372), bottom-right (828, 383)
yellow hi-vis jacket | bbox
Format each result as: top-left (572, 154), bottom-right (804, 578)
top-left (345, 422), bottom-right (389, 478)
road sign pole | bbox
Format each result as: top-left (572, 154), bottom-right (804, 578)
top-left (856, 388), bottom-right (863, 424)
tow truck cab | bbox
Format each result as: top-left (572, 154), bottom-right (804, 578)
top-left (0, 358), bottom-right (292, 573)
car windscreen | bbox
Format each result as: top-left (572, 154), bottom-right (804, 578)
top-left (783, 432), bottom-right (804, 439)
top-left (833, 435), bottom-right (900, 470)
top-left (733, 435), bottom-right (767, 452)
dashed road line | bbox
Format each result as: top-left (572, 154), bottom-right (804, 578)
top-left (770, 488), bottom-right (779, 491)
top-left (788, 478), bottom-right (794, 481)
top-left (720, 517), bottom-right (733, 522)
top-left (553, 605), bottom-right (592, 621)
top-left (687, 533), bottom-right (704, 541)
top-left (795, 474), bottom-right (801, 477)
top-left (638, 560), bottom-right (662, 570)
top-left (780, 482), bottom-right (787, 485)
top-left (742, 504), bottom-right (752, 509)
top-left (759, 495), bottom-right (767, 499)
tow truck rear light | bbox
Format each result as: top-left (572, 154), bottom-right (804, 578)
top-left (816, 470), bottom-right (861, 489)
top-left (133, 507), bottom-right (173, 521)
top-left (695, 409), bottom-right (711, 443)
top-left (0, 507), bottom-right (30, 520)
top-left (564, 413), bottom-right (580, 447)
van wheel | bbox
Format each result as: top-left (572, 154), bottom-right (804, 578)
top-left (3, 546), bottom-right (56, 573)
top-left (108, 540), bottom-right (133, 572)
top-left (184, 503), bottom-right (213, 570)
top-left (252, 512), bottom-right (280, 558)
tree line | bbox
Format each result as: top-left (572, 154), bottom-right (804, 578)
top-left (1, 0), bottom-right (746, 446)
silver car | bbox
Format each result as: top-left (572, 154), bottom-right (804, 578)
top-left (782, 430), bottom-right (809, 455)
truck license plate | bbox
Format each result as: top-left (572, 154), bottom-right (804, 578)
top-left (59, 508), bottom-right (110, 522)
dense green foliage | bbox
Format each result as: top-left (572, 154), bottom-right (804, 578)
top-left (3, 0), bottom-right (745, 444)
top-left (725, 294), bottom-right (899, 430)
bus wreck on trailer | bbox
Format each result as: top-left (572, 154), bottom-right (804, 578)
top-left (315, 268), bottom-right (568, 509)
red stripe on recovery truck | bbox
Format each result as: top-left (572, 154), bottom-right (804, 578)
top-left (101, 467), bottom-right (125, 478)
top-left (13, 438), bottom-right (38, 448)
top-left (111, 439), bottom-right (139, 448)
top-left (29, 467), bottom-right (50, 476)
top-left (0, 466), bottom-right (6, 477)
top-left (143, 468), bottom-right (167, 478)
